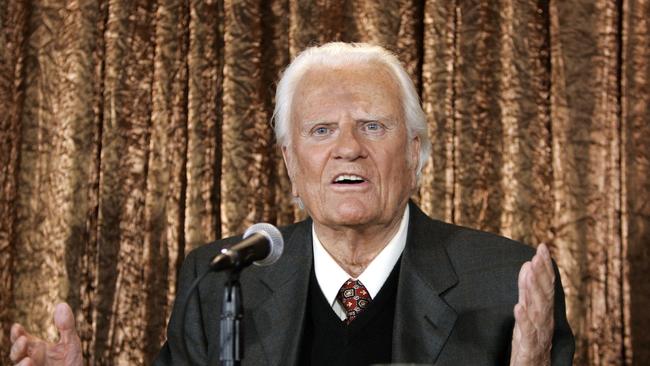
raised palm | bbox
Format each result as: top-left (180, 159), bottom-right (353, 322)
top-left (9, 303), bottom-right (83, 366)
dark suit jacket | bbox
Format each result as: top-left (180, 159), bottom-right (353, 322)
top-left (154, 203), bottom-right (575, 365)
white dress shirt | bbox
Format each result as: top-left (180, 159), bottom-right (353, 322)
top-left (312, 205), bottom-right (409, 320)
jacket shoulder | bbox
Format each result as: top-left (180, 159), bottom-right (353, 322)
top-left (409, 204), bottom-right (535, 273)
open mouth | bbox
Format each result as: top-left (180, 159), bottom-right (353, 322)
top-left (332, 174), bottom-right (366, 185)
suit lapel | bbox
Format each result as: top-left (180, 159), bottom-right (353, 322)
top-left (248, 220), bottom-right (312, 366)
top-left (205, 204), bottom-right (459, 364)
top-left (392, 203), bottom-right (459, 364)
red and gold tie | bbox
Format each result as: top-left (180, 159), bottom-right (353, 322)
top-left (337, 278), bottom-right (372, 324)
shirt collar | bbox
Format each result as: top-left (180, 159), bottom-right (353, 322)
top-left (312, 205), bottom-right (409, 306)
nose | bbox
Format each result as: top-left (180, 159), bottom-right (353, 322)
top-left (333, 123), bottom-right (367, 161)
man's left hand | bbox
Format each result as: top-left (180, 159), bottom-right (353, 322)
top-left (510, 243), bottom-right (555, 366)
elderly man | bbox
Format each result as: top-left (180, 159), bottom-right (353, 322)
top-left (10, 42), bottom-right (574, 365)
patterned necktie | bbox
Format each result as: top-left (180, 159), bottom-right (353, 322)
top-left (337, 278), bottom-right (372, 324)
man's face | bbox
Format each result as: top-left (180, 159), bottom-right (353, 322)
top-left (282, 63), bottom-right (420, 230)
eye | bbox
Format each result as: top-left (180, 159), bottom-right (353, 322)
top-left (366, 122), bottom-right (381, 131)
top-left (361, 121), bottom-right (385, 134)
top-left (312, 125), bottom-right (331, 136)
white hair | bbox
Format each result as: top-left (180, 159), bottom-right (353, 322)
top-left (272, 42), bottom-right (432, 178)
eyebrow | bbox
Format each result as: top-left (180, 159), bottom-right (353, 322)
top-left (357, 114), bottom-right (398, 126)
top-left (300, 120), bottom-right (336, 129)
top-left (301, 113), bottom-right (394, 125)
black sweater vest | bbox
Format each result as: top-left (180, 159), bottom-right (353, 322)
top-left (299, 260), bottom-right (401, 366)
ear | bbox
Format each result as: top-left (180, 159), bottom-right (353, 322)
top-left (281, 145), bottom-right (299, 197)
top-left (409, 136), bottom-right (421, 188)
top-left (281, 145), bottom-right (292, 176)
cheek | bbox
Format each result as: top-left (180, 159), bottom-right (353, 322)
top-left (295, 145), bottom-right (328, 175)
top-left (384, 149), bottom-right (417, 189)
top-left (283, 149), bottom-right (307, 195)
top-left (293, 155), bottom-right (313, 178)
top-left (288, 154), bottom-right (321, 193)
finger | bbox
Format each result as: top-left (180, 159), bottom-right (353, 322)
top-left (514, 302), bottom-right (554, 365)
top-left (514, 303), bottom-right (536, 351)
top-left (9, 335), bottom-right (28, 362)
top-left (517, 261), bottom-right (531, 307)
top-left (531, 253), bottom-right (554, 296)
top-left (526, 265), bottom-right (555, 323)
top-left (511, 303), bottom-right (524, 343)
top-left (10, 323), bottom-right (27, 343)
top-left (16, 357), bottom-right (34, 366)
top-left (53, 303), bottom-right (79, 344)
top-left (537, 244), bottom-right (555, 280)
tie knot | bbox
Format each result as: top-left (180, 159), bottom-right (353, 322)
top-left (337, 278), bottom-right (372, 324)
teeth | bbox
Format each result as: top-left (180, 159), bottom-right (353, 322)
top-left (334, 174), bottom-right (365, 183)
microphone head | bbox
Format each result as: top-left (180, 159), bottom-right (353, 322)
top-left (243, 223), bottom-right (284, 267)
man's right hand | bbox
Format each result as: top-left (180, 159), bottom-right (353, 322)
top-left (9, 303), bottom-right (83, 366)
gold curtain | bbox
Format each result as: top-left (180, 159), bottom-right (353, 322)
top-left (1, 0), bottom-right (648, 365)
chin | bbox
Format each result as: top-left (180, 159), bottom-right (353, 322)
top-left (327, 202), bottom-right (376, 226)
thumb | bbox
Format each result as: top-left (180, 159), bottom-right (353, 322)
top-left (53, 302), bottom-right (79, 344)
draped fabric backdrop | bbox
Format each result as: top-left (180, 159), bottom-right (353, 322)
top-left (0, 0), bottom-right (648, 364)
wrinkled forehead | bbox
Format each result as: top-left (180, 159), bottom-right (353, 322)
top-left (290, 62), bottom-right (404, 123)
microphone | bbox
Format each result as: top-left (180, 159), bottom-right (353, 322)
top-left (210, 223), bottom-right (284, 272)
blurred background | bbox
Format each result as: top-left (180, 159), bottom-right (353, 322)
top-left (1, 0), bottom-right (648, 364)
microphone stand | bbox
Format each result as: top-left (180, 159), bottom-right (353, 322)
top-left (219, 270), bottom-right (243, 366)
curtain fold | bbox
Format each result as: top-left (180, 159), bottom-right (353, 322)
top-left (1, 0), bottom-right (648, 364)
top-left (622, 0), bottom-right (650, 364)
